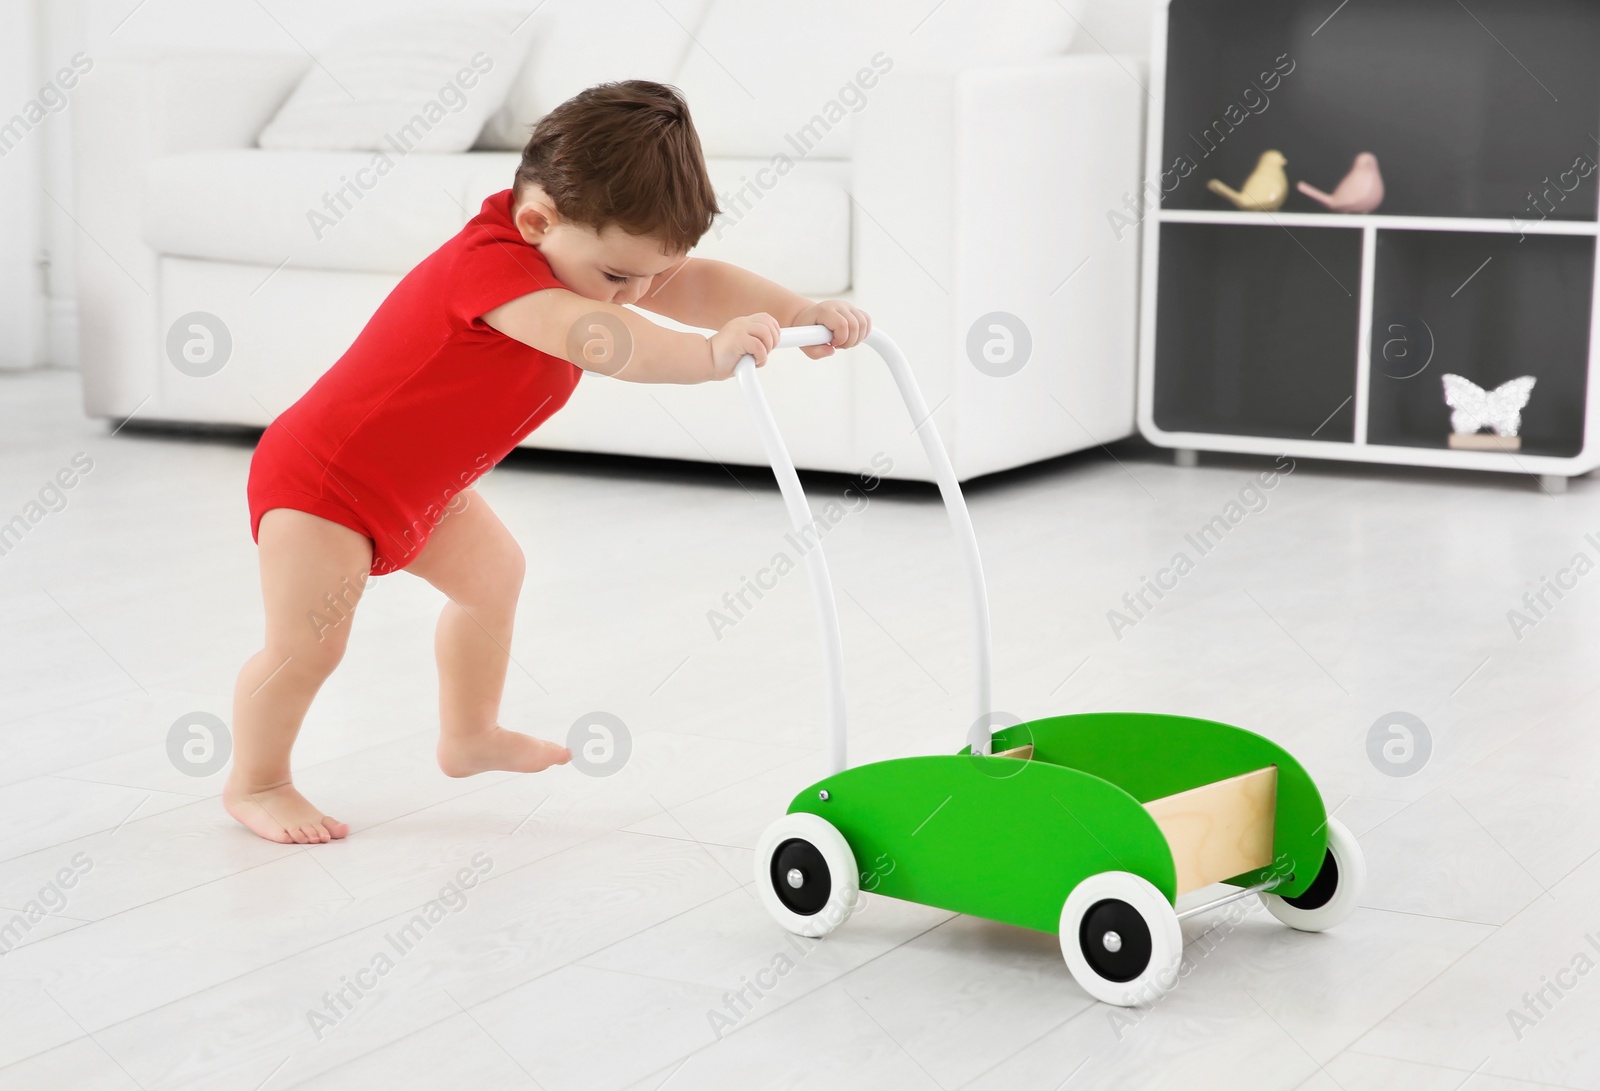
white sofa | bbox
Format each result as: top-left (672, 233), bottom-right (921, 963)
top-left (72, 1), bottom-right (1144, 481)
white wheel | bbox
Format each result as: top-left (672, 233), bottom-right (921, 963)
top-left (752, 812), bottom-right (859, 938)
top-left (1059, 872), bottom-right (1183, 1007)
top-left (1261, 817), bottom-right (1365, 931)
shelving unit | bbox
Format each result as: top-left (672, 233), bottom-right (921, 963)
top-left (1137, 0), bottom-right (1600, 484)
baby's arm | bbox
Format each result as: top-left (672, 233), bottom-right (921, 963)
top-left (482, 288), bottom-right (779, 383)
top-left (637, 258), bottom-right (870, 359)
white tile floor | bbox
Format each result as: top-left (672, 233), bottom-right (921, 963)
top-left (1, 366), bottom-right (1597, 1090)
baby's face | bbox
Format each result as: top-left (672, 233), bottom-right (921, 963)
top-left (512, 190), bottom-right (684, 306)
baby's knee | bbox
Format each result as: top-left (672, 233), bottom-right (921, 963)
top-left (500, 540), bottom-right (526, 591)
top-left (270, 626), bottom-right (350, 679)
top-left (460, 538), bottom-right (524, 605)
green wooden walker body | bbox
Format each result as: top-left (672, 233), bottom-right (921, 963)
top-left (784, 712), bottom-right (1329, 932)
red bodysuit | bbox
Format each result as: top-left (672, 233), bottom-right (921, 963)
top-left (247, 189), bottom-right (580, 575)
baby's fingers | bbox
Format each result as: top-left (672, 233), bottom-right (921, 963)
top-left (819, 311), bottom-right (850, 348)
top-left (826, 307), bottom-right (868, 349)
top-left (844, 311), bottom-right (864, 347)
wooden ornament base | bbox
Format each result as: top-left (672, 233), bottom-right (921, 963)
top-left (1448, 432), bottom-right (1521, 451)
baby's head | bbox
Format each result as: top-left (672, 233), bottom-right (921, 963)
top-left (510, 80), bottom-right (718, 304)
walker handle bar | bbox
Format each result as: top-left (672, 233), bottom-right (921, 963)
top-left (733, 325), bottom-right (995, 774)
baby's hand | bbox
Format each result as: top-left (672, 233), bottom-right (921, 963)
top-left (709, 312), bottom-right (781, 380)
top-left (793, 300), bottom-right (871, 359)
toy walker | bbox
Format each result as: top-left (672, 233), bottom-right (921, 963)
top-left (736, 327), bottom-right (1365, 1007)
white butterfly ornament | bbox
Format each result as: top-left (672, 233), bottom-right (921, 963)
top-left (1441, 374), bottom-right (1536, 437)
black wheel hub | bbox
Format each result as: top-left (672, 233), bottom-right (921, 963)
top-left (1078, 898), bottom-right (1153, 982)
top-left (1283, 849), bottom-right (1339, 910)
top-left (771, 838), bottom-right (831, 915)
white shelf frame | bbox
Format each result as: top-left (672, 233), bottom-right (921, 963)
top-left (1352, 224), bottom-right (1376, 445)
top-left (1135, 0), bottom-right (1600, 480)
top-left (1157, 208), bottom-right (1600, 236)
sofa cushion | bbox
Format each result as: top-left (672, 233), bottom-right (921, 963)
top-left (257, 10), bottom-right (531, 153)
top-left (144, 149), bottom-right (525, 275)
top-left (698, 157), bottom-right (852, 295)
top-left (476, 0), bottom-right (710, 151)
top-left (673, 0), bottom-right (1078, 159)
top-left (142, 149), bottom-right (852, 295)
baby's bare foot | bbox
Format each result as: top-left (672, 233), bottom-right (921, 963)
top-left (437, 727), bottom-right (572, 778)
top-left (224, 779), bottom-right (349, 844)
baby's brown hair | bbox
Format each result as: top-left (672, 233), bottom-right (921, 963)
top-left (513, 80), bottom-right (719, 254)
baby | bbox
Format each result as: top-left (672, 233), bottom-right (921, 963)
top-left (228, 80), bottom-right (871, 844)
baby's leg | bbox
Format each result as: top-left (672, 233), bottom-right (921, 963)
top-left (226, 508), bottom-right (371, 843)
top-left (403, 489), bottom-right (571, 776)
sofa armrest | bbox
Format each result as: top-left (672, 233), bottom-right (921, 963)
top-left (852, 56), bottom-right (1145, 479)
top-left (74, 51), bottom-right (307, 417)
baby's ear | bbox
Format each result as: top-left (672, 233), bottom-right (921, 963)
top-left (513, 199), bottom-right (558, 243)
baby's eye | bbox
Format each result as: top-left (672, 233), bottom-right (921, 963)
top-left (602, 272), bottom-right (629, 284)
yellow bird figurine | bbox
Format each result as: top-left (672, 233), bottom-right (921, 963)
top-left (1207, 150), bottom-right (1289, 211)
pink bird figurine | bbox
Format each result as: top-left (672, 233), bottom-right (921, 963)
top-left (1296, 152), bottom-right (1384, 213)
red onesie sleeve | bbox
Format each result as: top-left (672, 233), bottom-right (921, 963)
top-left (446, 229), bottom-right (567, 332)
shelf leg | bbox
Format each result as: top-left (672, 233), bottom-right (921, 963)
top-left (1540, 474), bottom-right (1569, 495)
top-left (1174, 448), bottom-right (1199, 468)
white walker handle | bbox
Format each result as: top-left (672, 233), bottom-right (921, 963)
top-left (733, 325), bottom-right (995, 774)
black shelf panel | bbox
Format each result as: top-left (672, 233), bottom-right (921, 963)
top-left (1368, 229), bottom-right (1593, 457)
top-left (1153, 222), bottom-right (1362, 441)
top-left (1161, 0), bottom-right (1600, 222)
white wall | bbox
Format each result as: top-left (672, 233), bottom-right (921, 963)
top-left (42, 0), bottom-right (87, 369)
top-left (1064, 0), bottom-right (1160, 61)
top-left (73, 0), bottom-right (1157, 60)
top-left (1, 0), bottom-right (91, 370)
top-left (0, 0), bottom-right (45, 370)
top-left (0, 0), bottom-right (1159, 371)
